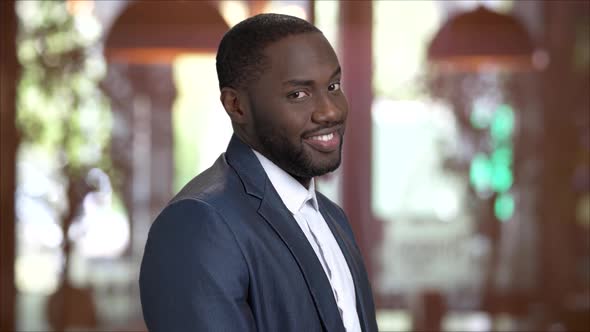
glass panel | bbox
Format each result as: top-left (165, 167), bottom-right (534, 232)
top-left (172, 54), bottom-right (232, 193)
top-left (15, 1), bottom-right (140, 330)
top-left (369, 1), bottom-right (544, 332)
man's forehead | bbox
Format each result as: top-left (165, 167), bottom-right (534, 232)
top-left (262, 33), bottom-right (340, 80)
top-left (263, 32), bottom-right (335, 57)
top-left (281, 66), bottom-right (341, 88)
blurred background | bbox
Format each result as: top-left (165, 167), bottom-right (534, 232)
top-left (0, 0), bottom-right (588, 331)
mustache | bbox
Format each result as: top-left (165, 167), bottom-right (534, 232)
top-left (302, 121), bottom-right (345, 137)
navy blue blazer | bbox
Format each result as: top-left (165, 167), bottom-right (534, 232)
top-left (140, 135), bottom-right (378, 332)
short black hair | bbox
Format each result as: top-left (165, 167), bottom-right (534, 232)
top-left (216, 13), bottom-right (321, 90)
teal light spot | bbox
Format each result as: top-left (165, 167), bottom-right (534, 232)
top-left (491, 146), bottom-right (513, 167)
top-left (495, 193), bottom-right (515, 221)
top-left (491, 104), bottom-right (515, 142)
top-left (491, 164), bottom-right (513, 193)
top-left (470, 153), bottom-right (492, 192)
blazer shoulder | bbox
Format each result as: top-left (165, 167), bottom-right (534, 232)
top-left (170, 154), bottom-right (244, 206)
top-left (159, 153), bottom-right (260, 236)
top-left (140, 198), bottom-right (254, 332)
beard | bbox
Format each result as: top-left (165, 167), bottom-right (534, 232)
top-left (253, 119), bottom-right (343, 180)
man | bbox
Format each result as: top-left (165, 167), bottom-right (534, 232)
top-left (140, 13), bottom-right (378, 332)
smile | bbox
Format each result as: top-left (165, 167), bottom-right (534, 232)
top-left (310, 133), bottom-right (334, 142)
top-left (304, 131), bottom-right (341, 153)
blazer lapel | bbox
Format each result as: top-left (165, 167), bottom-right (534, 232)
top-left (258, 194), bottom-right (345, 331)
top-left (318, 201), bottom-right (373, 332)
top-left (225, 135), bottom-right (345, 331)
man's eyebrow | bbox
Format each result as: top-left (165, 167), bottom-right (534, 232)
top-left (282, 79), bottom-right (314, 87)
top-left (330, 66), bottom-right (341, 79)
top-left (282, 66), bottom-right (342, 87)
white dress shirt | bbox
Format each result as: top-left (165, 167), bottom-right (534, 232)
top-left (253, 150), bottom-right (361, 332)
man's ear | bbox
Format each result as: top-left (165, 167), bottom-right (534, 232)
top-left (220, 87), bottom-right (249, 125)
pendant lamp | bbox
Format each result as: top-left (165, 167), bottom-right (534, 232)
top-left (427, 5), bottom-right (537, 72)
top-left (105, 1), bottom-right (229, 64)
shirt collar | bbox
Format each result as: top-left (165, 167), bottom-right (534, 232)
top-left (252, 149), bottom-right (319, 213)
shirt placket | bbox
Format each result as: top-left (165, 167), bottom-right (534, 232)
top-left (300, 201), bottom-right (345, 320)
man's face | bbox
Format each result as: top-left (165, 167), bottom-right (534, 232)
top-left (244, 32), bottom-right (348, 182)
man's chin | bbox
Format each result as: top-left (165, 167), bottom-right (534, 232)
top-left (310, 150), bottom-right (342, 174)
top-left (285, 156), bottom-right (340, 179)
top-left (266, 143), bottom-right (342, 178)
top-left (307, 157), bottom-right (342, 177)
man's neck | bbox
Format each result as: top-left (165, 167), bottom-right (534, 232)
top-left (236, 133), bottom-right (313, 189)
top-left (294, 176), bottom-right (311, 189)
top-left (250, 148), bottom-right (313, 189)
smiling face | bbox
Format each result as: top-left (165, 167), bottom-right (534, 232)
top-left (236, 32), bottom-right (348, 186)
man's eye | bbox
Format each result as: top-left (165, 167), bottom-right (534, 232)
top-left (328, 82), bottom-right (341, 91)
top-left (288, 91), bottom-right (309, 99)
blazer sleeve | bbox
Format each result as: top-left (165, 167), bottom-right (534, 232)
top-left (139, 198), bottom-right (255, 332)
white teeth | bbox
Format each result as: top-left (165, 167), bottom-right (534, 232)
top-left (311, 133), bottom-right (334, 142)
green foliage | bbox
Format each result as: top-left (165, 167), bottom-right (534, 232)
top-left (16, 0), bottom-right (112, 176)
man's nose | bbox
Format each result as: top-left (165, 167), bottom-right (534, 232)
top-left (312, 94), bottom-right (345, 124)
